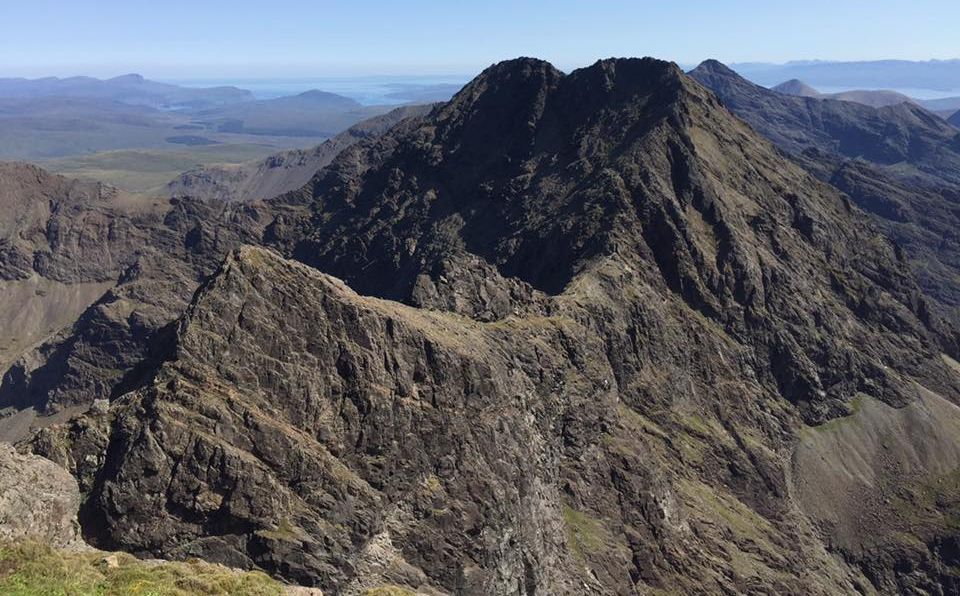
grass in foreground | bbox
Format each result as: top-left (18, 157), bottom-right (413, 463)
top-left (0, 541), bottom-right (283, 596)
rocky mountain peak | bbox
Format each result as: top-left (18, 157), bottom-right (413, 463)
top-left (689, 59), bottom-right (738, 78)
top-left (436, 57), bottom-right (690, 145)
top-left (8, 55), bottom-right (960, 594)
top-left (107, 73), bottom-right (146, 85)
top-left (291, 57), bottom-right (731, 304)
top-left (771, 78), bottom-right (820, 97)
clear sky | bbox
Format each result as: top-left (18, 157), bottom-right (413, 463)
top-left (1, 0), bottom-right (958, 78)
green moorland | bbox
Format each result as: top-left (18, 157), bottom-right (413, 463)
top-left (40, 144), bottom-right (281, 195)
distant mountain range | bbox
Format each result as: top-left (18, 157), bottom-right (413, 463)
top-left (0, 74), bottom-right (407, 174)
top-left (167, 104), bottom-right (433, 202)
top-left (0, 73), bottom-right (253, 109)
top-left (771, 79), bottom-right (917, 108)
top-left (191, 89), bottom-right (388, 137)
top-left (690, 60), bottom-right (960, 324)
top-left (767, 78), bottom-right (960, 119)
top-left (731, 59), bottom-right (960, 91)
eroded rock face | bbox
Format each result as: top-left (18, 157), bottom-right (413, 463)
top-left (0, 195), bottom-right (269, 422)
top-left (0, 162), bottom-right (181, 439)
top-left (31, 247), bottom-right (840, 594)
top-left (287, 57), bottom-right (953, 424)
top-left (1, 106), bottom-right (434, 429)
top-left (27, 58), bottom-right (960, 595)
top-left (690, 60), bottom-right (960, 337)
top-left (0, 443), bottom-right (81, 547)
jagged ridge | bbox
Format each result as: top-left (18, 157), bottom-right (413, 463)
top-left (23, 57), bottom-right (960, 595)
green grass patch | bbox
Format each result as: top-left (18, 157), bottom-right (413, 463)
top-left (0, 541), bottom-right (283, 595)
top-left (679, 479), bottom-right (774, 545)
top-left (41, 144), bottom-right (279, 194)
top-left (361, 587), bottom-right (416, 596)
top-left (255, 518), bottom-right (301, 543)
top-left (561, 504), bottom-right (620, 562)
top-left (803, 394), bottom-right (865, 436)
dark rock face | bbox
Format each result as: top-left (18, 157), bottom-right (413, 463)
top-left (690, 60), bottom-right (960, 333)
top-left (2, 107), bottom-right (435, 435)
top-left (0, 190), bottom-right (267, 419)
top-left (289, 57), bottom-right (948, 422)
top-left (22, 58), bottom-right (960, 595)
top-left (0, 162), bottom-right (151, 283)
top-left (0, 163), bottom-right (170, 426)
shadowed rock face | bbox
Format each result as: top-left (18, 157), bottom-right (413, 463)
top-left (0, 163), bottom-right (175, 431)
top-left (20, 58), bottom-right (960, 595)
top-left (0, 162), bottom-right (153, 283)
top-left (0, 182), bottom-right (267, 424)
top-left (690, 60), bottom-right (960, 333)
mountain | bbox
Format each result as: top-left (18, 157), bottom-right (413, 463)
top-left (691, 60), bottom-right (960, 325)
top-left (0, 74), bottom-right (253, 109)
top-left (192, 90), bottom-right (392, 137)
top-left (920, 96), bottom-right (960, 115)
top-left (167, 104), bottom-right (433, 202)
top-left (951, 110), bottom-right (960, 128)
top-left (732, 59), bottom-right (960, 91)
top-left (772, 78), bottom-right (917, 107)
top-left (5, 57), bottom-right (959, 595)
top-left (691, 61), bottom-right (960, 171)
top-left (0, 161), bottom-right (268, 442)
top-left (0, 162), bottom-right (164, 381)
top-left (771, 78), bottom-right (819, 97)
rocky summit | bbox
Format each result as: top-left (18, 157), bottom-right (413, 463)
top-left (5, 57), bottom-right (960, 595)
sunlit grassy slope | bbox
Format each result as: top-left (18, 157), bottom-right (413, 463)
top-left (0, 541), bottom-right (284, 596)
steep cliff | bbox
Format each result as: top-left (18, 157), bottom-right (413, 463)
top-left (26, 58), bottom-right (960, 595)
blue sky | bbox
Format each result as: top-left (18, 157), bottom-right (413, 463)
top-left (1, 0), bottom-right (958, 78)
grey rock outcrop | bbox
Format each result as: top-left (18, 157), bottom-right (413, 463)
top-left (0, 444), bottom-right (81, 547)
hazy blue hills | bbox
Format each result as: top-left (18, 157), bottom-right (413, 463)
top-left (0, 73), bottom-right (253, 109)
top-left (770, 79), bottom-right (917, 108)
top-left (191, 89), bottom-right (390, 137)
top-left (732, 59), bottom-right (960, 91)
top-left (0, 74), bottom-right (408, 189)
